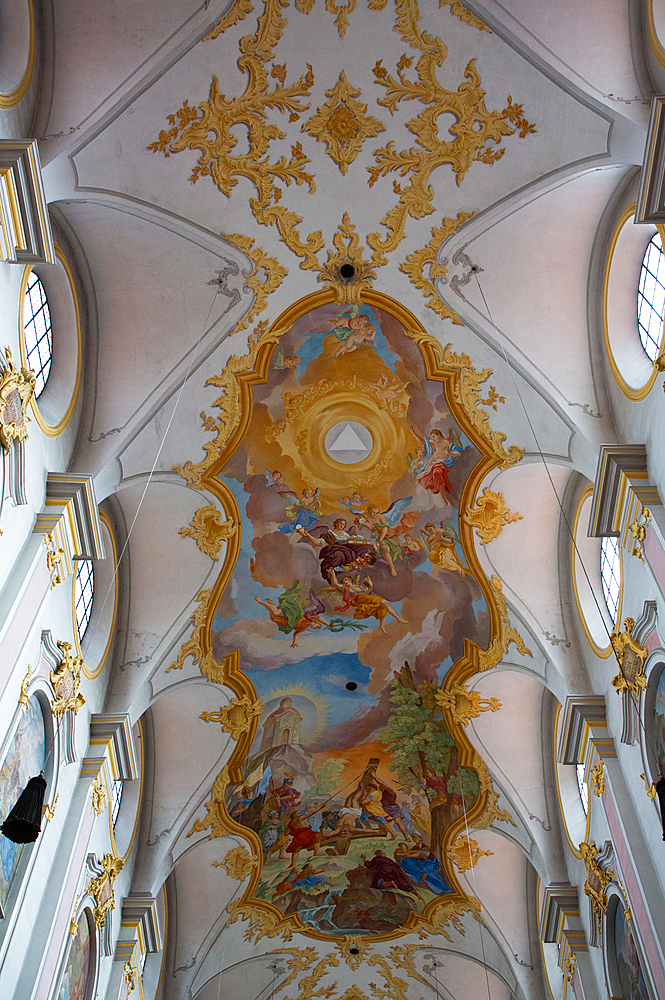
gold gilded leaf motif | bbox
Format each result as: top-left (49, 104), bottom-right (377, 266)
top-left (213, 846), bottom-right (259, 879)
top-left (165, 588), bottom-right (214, 674)
top-left (174, 320), bottom-right (287, 489)
top-left (302, 71), bottom-right (385, 175)
top-left (324, 0), bottom-right (357, 37)
top-left (0, 346), bottom-right (35, 456)
top-left (86, 853), bottom-right (125, 929)
top-left (204, 0), bottom-right (255, 41)
top-left (18, 663), bottom-right (32, 713)
top-left (446, 834), bottom-right (494, 871)
top-left (179, 503), bottom-right (237, 560)
top-left (590, 759), bottom-right (606, 797)
top-left (337, 936), bottom-right (373, 969)
top-left (610, 617), bottom-right (648, 696)
top-left (222, 234), bottom-right (288, 334)
top-left (580, 840), bottom-right (614, 925)
top-left (187, 766), bottom-right (235, 840)
top-left (439, 0), bottom-right (491, 32)
top-left (91, 776), bottom-right (107, 816)
top-left (401, 211), bottom-right (476, 323)
top-left (436, 681), bottom-right (501, 726)
top-left (475, 575), bottom-right (531, 671)
top-left (200, 694), bottom-right (264, 738)
top-left (50, 641), bottom-right (86, 717)
top-left (462, 487), bottom-right (522, 544)
top-left (314, 214), bottom-right (378, 302)
top-left (366, 3), bottom-right (536, 267)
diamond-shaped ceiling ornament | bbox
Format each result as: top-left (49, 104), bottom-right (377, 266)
top-left (302, 70), bottom-right (386, 175)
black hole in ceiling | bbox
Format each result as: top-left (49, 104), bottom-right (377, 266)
top-left (340, 263), bottom-right (355, 280)
top-left (350, 948), bottom-right (360, 955)
top-left (346, 681), bottom-right (358, 691)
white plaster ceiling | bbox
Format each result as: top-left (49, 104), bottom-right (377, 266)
top-left (32, 1), bottom-right (658, 997)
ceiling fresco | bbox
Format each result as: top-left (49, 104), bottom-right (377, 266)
top-left (168, 289), bottom-right (531, 942)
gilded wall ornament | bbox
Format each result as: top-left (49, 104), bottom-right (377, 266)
top-left (610, 617), bottom-right (648, 696)
top-left (401, 211), bottom-right (475, 324)
top-left (579, 841), bottom-right (614, 924)
top-left (446, 834), bottom-right (493, 872)
top-left (640, 772), bottom-right (657, 800)
top-left (50, 641), bottom-right (86, 718)
top-left (628, 503), bottom-right (651, 563)
top-left (179, 503), bottom-right (237, 561)
top-left (43, 532), bottom-right (66, 588)
top-left (462, 487), bottom-right (523, 544)
top-left (87, 853), bottom-right (125, 929)
top-left (590, 759), bottom-right (605, 797)
top-left (18, 662), bottom-right (32, 713)
top-left (213, 846), bottom-right (259, 879)
top-left (42, 793), bottom-right (59, 822)
top-left (440, 0), bottom-right (491, 32)
top-left (204, 0), bottom-right (255, 41)
top-left (564, 953), bottom-right (577, 985)
top-left (337, 935), bottom-right (372, 969)
top-left (0, 346), bottom-right (35, 455)
top-left (200, 695), bottom-right (264, 738)
top-left (165, 589), bottom-right (220, 680)
top-left (91, 776), bottom-right (107, 816)
top-left (221, 234), bottom-right (288, 333)
top-left (436, 681), bottom-right (501, 727)
top-left (123, 959), bottom-right (137, 996)
top-left (68, 895), bottom-right (80, 937)
top-left (187, 766), bottom-right (233, 841)
top-left (302, 71), bottom-right (385, 174)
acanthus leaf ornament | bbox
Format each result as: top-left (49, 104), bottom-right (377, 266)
top-left (610, 617), bottom-right (648, 696)
top-left (43, 531), bottom-right (66, 588)
top-left (213, 845), bottom-right (259, 879)
top-left (179, 504), bottom-right (237, 561)
top-left (87, 853), bottom-right (125, 929)
top-left (462, 487), bottom-right (522, 544)
top-left (580, 840), bottom-right (614, 924)
top-left (439, 0), bottom-right (491, 33)
top-left (314, 214), bottom-right (378, 303)
top-left (590, 759), bottom-right (606, 797)
top-left (200, 695), bottom-right (264, 738)
top-left (165, 588), bottom-right (224, 683)
top-left (401, 211), bottom-right (476, 323)
top-left (475, 575), bottom-right (531, 672)
top-left (436, 681), bottom-right (501, 726)
top-left (18, 662), bottom-right (32, 713)
top-left (91, 776), bottom-right (107, 816)
top-left (446, 834), bottom-right (494, 872)
top-left (302, 71), bottom-right (385, 174)
top-left (50, 641), bottom-right (86, 718)
top-left (0, 346), bottom-right (35, 455)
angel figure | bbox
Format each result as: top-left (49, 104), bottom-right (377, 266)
top-left (413, 428), bottom-right (463, 506)
top-left (274, 352), bottom-right (300, 371)
top-left (421, 522), bottom-right (471, 577)
top-left (360, 499), bottom-right (418, 576)
top-left (328, 570), bottom-right (406, 633)
top-left (265, 417), bottom-right (287, 442)
top-left (264, 469), bottom-right (288, 489)
top-left (328, 306), bottom-right (377, 356)
top-left (339, 490), bottom-right (370, 515)
top-left (255, 581), bottom-right (328, 647)
top-left (374, 373), bottom-right (405, 411)
top-left (278, 487), bottom-right (323, 534)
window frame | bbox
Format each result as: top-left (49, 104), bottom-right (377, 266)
top-left (22, 270), bottom-right (53, 398)
top-left (637, 231), bottom-right (665, 363)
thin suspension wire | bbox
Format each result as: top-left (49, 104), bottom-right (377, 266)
top-left (82, 287), bottom-right (222, 654)
top-left (459, 781), bottom-right (493, 1000)
top-left (473, 274), bottom-right (661, 769)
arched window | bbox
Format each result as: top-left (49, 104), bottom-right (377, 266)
top-left (637, 232), bottom-right (665, 362)
top-left (110, 779), bottom-right (123, 828)
top-left (600, 536), bottom-right (621, 624)
top-left (22, 271), bottom-right (53, 397)
top-left (576, 763), bottom-right (589, 815)
top-left (74, 560), bottom-right (94, 642)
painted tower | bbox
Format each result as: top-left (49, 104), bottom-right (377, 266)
top-left (260, 697), bottom-right (303, 751)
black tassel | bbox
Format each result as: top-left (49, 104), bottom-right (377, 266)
top-left (656, 777), bottom-right (665, 842)
top-left (1, 773), bottom-right (47, 844)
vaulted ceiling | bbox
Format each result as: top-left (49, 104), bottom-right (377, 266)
top-left (32, 1), bottom-right (658, 997)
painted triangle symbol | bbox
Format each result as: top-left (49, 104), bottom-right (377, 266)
top-left (329, 423), bottom-right (367, 452)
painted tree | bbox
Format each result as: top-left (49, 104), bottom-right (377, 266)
top-left (379, 663), bottom-right (478, 860)
top-left (314, 758), bottom-right (347, 794)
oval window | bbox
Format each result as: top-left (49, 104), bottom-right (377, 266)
top-left (638, 232), bottom-right (665, 363)
top-left (22, 271), bottom-right (53, 398)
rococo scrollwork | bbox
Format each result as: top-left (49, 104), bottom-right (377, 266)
top-left (610, 617), bottom-right (648, 696)
top-left (175, 287), bottom-right (530, 943)
top-left (0, 346), bottom-right (35, 455)
top-left (50, 641), bottom-right (86, 718)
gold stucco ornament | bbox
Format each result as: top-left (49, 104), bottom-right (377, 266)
top-left (610, 617), bottom-right (648, 696)
top-left (0, 346), bottom-right (35, 455)
top-left (579, 840), bottom-right (614, 925)
top-left (302, 71), bottom-right (385, 174)
top-left (213, 846), bottom-right (259, 879)
top-left (179, 503), bottom-right (237, 560)
top-left (50, 641), bottom-right (86, 718)
top-left (87, 853), bottom-right (125, 929)
top-left (200, 695), bottom-right (264, 738)
top-left (91, 776), bottom-right (107, 816)
top-left (590, 759), bottom-right (605, 797)
top-left (462, 487), bottom-right (522, 544)
top-left (436, 682), bottom-right (501, 727)
top-left (446, 834), bottom-right (494, 872)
